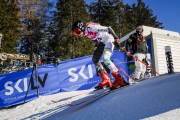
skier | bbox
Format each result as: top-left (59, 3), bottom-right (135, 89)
top-left (126, 25), bottom-right (149, 80)
top-left (72, 20), bottom-right (127, 90)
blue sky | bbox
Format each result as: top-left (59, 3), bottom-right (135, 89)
top-left (85, 0), bottom-right (180, 33)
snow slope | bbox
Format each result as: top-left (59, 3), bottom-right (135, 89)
top-left (0, 73), bottom-right (180, 120)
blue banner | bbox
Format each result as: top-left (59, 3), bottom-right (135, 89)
top-left (0, 50), bottom-right (128, 108)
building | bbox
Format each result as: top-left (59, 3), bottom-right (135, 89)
top-left (120, 26), bottom-right (180, 75)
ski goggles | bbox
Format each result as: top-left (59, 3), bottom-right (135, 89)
top-left (73, 29), bottom-right (82, 36)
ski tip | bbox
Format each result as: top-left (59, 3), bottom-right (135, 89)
top-left (67, 103), bottom-right (75, 106)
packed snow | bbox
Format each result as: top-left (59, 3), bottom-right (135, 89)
top-left (0, 73), bottom-right (180, 120)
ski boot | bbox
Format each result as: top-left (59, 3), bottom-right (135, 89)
top-left (129, 78), bottom-right (138, 85)
top-left (110, 71), bottom-right (127, 90)
top-left (95, 72), bottom-right (112, 90)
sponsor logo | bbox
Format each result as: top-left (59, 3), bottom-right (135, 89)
top-left (68, 65), bottom-right (93, 82)
top-left (4, 73), bottom-right (48, 96)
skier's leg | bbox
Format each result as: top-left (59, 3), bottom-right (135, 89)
top-left (144, 53), bottom-right (152, 78)
top-left (92, 43), bottom-right (112, 89)
top-left (133, 53), bottom-right (144, 80)
top-left (133, 53), bottom-right (146, 80)
top-left (141, 54), bottom-right (147, 79)
top-left (102, 42), bottom-right (126, 89)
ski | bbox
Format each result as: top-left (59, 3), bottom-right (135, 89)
top-left (51, 88), bottom-right (109, 103)
top-left (51, 93), bottom-right (89, 103)
top-left (67, 85), bottom-right (130, 106)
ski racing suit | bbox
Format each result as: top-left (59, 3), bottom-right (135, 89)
top-left (84, 22), bottom-right (125, 89)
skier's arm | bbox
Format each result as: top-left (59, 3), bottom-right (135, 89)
top-left (108, 26), bottom-right (120, 48)
top-left (108, 26), bottom-right (119, 39)
top-left (126, 35), bottom-right (133, 52)
top-left (124, 35), bottom-right (134, 56)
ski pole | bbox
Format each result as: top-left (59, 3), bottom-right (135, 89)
top-left (120, 48), bottom-right (160, 76)
top-left (116, 65), bottom-right (134, 80)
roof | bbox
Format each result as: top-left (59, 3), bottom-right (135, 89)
top-left (120, 25), bottom-right (180, 43)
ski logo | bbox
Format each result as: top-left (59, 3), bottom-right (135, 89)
top-left (4, 73), bottom-right (48, 96)
top-left (68, 64), bottom-right (93, 82)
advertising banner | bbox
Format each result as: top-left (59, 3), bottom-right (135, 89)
top-left (0, 50), bottom-right (128, 108)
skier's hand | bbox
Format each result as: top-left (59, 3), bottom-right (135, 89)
top-left (115, 38), bottom-right (120, 43)
top-left (114, 39), bottom-right (120, 48)
top-left (119, 47), bottom-right (125, 52)
top-left (126, 51), bottom-right (131, 56)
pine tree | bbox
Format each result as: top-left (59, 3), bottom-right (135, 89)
top-left (87, 0), bottom-right (163, 37)
top-left (134, 0), bottom-right (163, 28)
top-left (0, 0), bottom-right (21, 53)
top-left (88, 0), bottom-right (124, 38)
top-left (52, 0), bottom-right (93, 60)
top-left (17, 0), bottom-right (51, 59)
top-left (88, 0), bottom-right (114, 24)
top-left (122, 0), bottom-right (163, 35)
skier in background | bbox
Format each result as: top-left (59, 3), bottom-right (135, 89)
top-left (126, 25), bottom-right (149, 80)
top-left (71, 20), bottom-right (128, 90)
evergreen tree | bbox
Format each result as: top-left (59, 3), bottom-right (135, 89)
top-left (0, 0), bottom-right (21, 53)
top-left (88, 0), bottom-right (124, 38)
top-left (122, 0), bottom-right (163, 35)
top-left (133, 0), bottom-right (163, 28)
top-left (19, 17), bottom-right (44, 53)
top-left (18, 0), bottom-right (52, 59)
top-left (87, 0), bottom-right (163, 37)
top-left (52, 0), bottom-right (93, 60)
top-left (88, 0), bottom-right (115, 25)
top-left (120, 4), bottom-right (135, 36)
